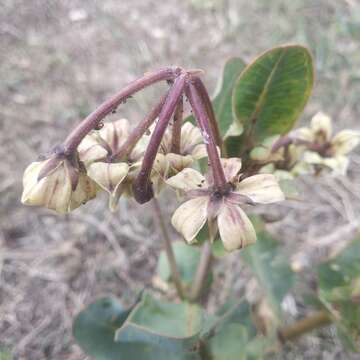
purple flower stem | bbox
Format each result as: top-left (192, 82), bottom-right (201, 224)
top-left (63, 67), bottom-right (178, 155)
top-left (170, 96), bottom-right (183, 154)
top-left (185, 80), bottom-right (227, 188)
top-left (133, 73), bottom-right (187, 204)
top-left (111, 91), bottom-right (169, 161)
top-left (193, 77), bottom-right (222, 147)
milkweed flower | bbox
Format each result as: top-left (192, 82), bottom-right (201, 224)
top-left (150, 121), bottom-right (207, 192)
top-left (21, 155), bottom-right (96, 213)
top-left (293, 112), bottom-right (360, 175)
top-left (166, 158), bottom-right (285, 252)
top-left (78, 118), bottom-right (144, 211)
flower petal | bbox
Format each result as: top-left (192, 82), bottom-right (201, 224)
top-left (88, 162), bottom-right (129, 195)
top-left (69, 173), bottom-right (98, 211)
top-left (191, 144), bottom-right (207, 160)
top-left (100, 119), bottom-right (130, 152)
top-left (166, 168), bottom-right (207, 191)
top-left (21, 160), bottom-right (72, 213)
top-left (236, 174), bottom-right (285, 204)
top-left (166, 153), bottom-right (194, 173)
top-left (220, 158), bottom-right (242, 182)
top-left (331, 130), bottom-right (360, 156)
top-left (78, 133), bottom-right (108, 165)
top-left (171, 197), bottom-right (208, 243)
top-left (217, 203), bottom-right (256, 251)
top-left (311, 111), bottom-right (332, 141)
top-left (180, 122), bottom-right (203, 153)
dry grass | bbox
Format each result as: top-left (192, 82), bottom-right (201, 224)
top-left (1, 0), bottom-right (360, 359)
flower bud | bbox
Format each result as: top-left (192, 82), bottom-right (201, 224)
top-left (21, 156), bottom-right (96, 213)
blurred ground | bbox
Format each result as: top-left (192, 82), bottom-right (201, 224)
top-left (1, 0), bottom-right (360, 359)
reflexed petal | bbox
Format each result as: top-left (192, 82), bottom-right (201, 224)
top-left (88, 162), bottom-right (129, 195)
top-left (166, 153), bottom-right (194, 173)
top-left (293, 127), bottom-right (314, 142)
top-left (217, 203), bottom-right (256, 251)
top-left (78, 133), bottom-right (108, 165)
top-left (311, 111), bottom-right (332, 141)
top-left (235, 174), bottom-right (285, 204)
top-left (221, 158), bottom-right (242, 182)
top-left (69, 173), bottom-right (97, 211)
top-left (100, 119), bottom-right (130, 152)
top-left (303, 151), bottom-right (323, 165)
top-left (191, 144), bottom-right (207, 160)
top-left (171, 197), bottom-right (208, 243)
top-left (322, 156), bottom-right (349, 175)
top-left (21, 160), bottom-right (72, 213)
top-left (180, 122), bottom-right (203, 153)
top-left (331, 130), bottom-right (360, 156)
top-left (166, 168), bottom-right (207, 191)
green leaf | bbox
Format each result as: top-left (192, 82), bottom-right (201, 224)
top-left (317, 238), bottom-right (360, 352)
top-left (241, 230), bottom-right (296, 317)
top-left (73, 296), bottom-right (140, 360)
top-left (115, 293), bottom-right (203, 359)
top-left (212, 57), bottom-right (246, 138)
top-left (233, 45), bottom-right (314, 146)
top-left (157, 241), bottom-right (201, 286)
top-left (206, 323), bottom-right (249, 360)
top-left (74, 294), bottom-right (202, 359)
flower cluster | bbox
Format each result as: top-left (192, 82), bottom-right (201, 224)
top-left (250, 112), bottom-right (360, 179)
top-left (21, 67), bottom-right (288, 252)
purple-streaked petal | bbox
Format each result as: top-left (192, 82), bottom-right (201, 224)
top-left (171, 196), bottom-right (208, 243)
top-left (235, 174), bottom-right (285, 204)
top-left (217, 203), bottom-right (256, 251)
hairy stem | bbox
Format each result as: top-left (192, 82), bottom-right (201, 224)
top-left (111, 92), bottom-right (169, 160)
top-left (193, 77), bottom-right (222, 147)
top-left (152, 199), bottom-right (185, 299)
top-left (278, 310), bottom-right (332, 342)
top-left (170, 96), bottom-right (183, 154)
top-left (63, 67), bottom-right (177, 154)
top-left (188, 240), bottom-right (213, 302)
top-left (186, 80), bottom-right (227, 188)
top-left (133, 74), bottom-right (186, 204)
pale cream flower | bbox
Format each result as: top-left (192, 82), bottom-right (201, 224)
top-left (21, 158), bottom-right (96, 214)
top-left (294, 112), bottom-right (360, 175)
top-left (159, 121), bottom-right (207, 169)
top-left (148, 121), bottom-right (207, 195)
top-left (250, 135), bottom-right (306, 179)
top-left (78, 119), bottom-right (144, 211)
top-left (167, 158), bottom-right (284, 252)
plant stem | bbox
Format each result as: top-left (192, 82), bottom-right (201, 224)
top-left (111, 91), bottom-right (169, 160)
top-left (193, 77), bottom-right (222, 147)
top-left (188, 240), bottom-right (213, 302)
top-left (63, 67), bottom-right (177, 154)
top-left (185, 80), bottom-right (227, 188)
top-left (133, 73), bottom-right (186, 204)
top-left (278, 310), bottom-right (332, 342)
top-left (170, 96), bottom-right (183, 154)
top-left (152, 199), bottom-right (185, 300)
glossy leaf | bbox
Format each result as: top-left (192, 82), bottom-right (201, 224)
top-left (241, 230), bottom-right (296, 317)
top-left (212, 57), bottom-right (246, 138)
top-left (317, 238), bottom-right (360, 352)
top-left (233, 45), bottom-right (314, 146)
